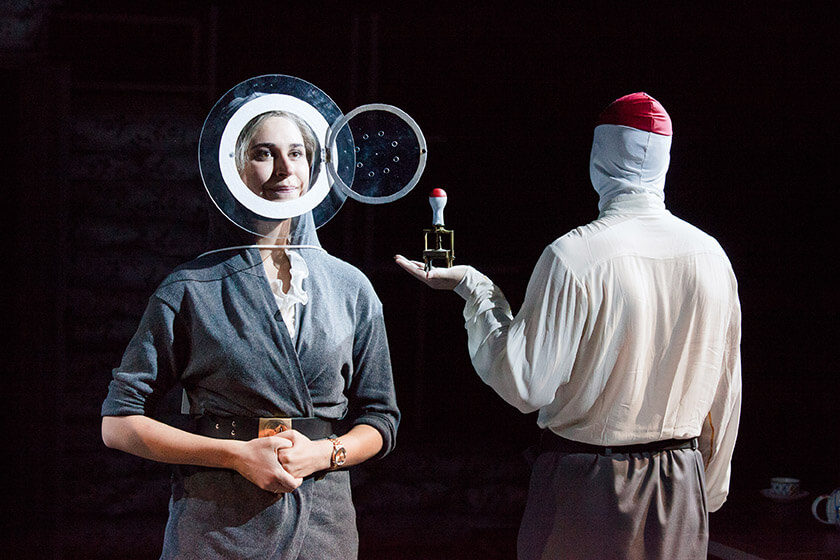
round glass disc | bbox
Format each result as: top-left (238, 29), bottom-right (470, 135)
top-left (198, 74), bottom-right (354, 235)
top-left (327, 103), bottom-right (427, 204)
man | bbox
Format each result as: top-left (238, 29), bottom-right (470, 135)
top-left (395, 92), bottom-right (741, 559)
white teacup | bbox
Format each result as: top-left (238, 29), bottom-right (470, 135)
top-left (770, 477), bottom-right (800, 497)
top-left (811, 488), bottom-right (840, 528)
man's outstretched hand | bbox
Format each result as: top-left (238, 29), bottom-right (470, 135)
top-left (394, 255), bottom-right (468, 291)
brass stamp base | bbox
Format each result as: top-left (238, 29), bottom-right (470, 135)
top-left (423, 225), bottom-right (455, 271)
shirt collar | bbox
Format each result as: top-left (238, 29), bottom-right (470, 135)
top-left (598, 192), bottom-right (668, 218)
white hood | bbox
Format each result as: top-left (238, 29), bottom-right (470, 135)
top-left (589, 124), bottom-right (672, 211)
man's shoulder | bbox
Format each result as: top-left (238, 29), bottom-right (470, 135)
top-left (666, 214), bottom-right (730, 254)
top-left (547, 219), bottom-right (610, 254)
top-left (544, 212), bottom-right (731, 273)
top-left (541, 225), bottom-right (601, 272)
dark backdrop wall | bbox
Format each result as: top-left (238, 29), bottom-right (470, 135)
top-left (3, 2), bottom-right (837, 558)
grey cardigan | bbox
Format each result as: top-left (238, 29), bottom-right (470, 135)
top-left (102, 247), bottom-right (399, 559)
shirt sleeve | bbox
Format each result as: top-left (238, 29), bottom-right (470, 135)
top-left (699, 290), bottom-right (742, 511)
top-left (101, 294), bottom-right (183, 417)
top-left (454, 246), bottom-right (587, 413)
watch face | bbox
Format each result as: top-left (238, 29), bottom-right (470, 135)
top-left (334, 446), bottom-right (347, 466)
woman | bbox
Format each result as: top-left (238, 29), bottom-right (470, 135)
top-left (101, 110), bottom-right (399, 559)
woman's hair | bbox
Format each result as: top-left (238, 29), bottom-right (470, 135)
top-left (234, 110), bottom-right (318, 173)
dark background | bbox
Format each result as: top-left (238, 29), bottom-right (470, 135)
top-left (2, 2), bottom-right (838, 558)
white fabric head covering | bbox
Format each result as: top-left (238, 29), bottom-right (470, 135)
top-left (589, 92), bottom-right (673, 211)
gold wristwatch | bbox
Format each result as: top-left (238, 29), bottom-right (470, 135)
top-left (329, 437), bottom-right (346, 470)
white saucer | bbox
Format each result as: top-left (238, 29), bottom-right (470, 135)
top-left (760, 488), bottom-right (810, 502)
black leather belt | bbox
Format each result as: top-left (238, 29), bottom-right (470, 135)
top-left (540, 430), bottom-right (698, 456)
top-left (196, 414), bottom-right (334, 441)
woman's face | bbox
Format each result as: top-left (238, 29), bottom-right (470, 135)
top-left (239, 116), bottom-right (310, 201)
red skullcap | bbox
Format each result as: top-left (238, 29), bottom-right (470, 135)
top-left (595, 92), bottom-right (672, 136)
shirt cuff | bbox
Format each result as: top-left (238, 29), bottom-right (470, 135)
top-left (453, 266), bottom-right (492, 300)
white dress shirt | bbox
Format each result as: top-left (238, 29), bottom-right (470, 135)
top-left (454, 124), bottom-right (741, 511)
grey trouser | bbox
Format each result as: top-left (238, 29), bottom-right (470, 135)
top-left (518, 447), bottom-right (708, 560)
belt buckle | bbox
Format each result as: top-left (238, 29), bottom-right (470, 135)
top-left (258, 417), bottom-right (292, 438)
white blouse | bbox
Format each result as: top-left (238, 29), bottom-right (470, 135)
top-left (267, 250), bottom-right (309, 339)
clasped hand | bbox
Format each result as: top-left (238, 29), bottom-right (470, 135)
top-left (234, 431), bottom-right (327, 494)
